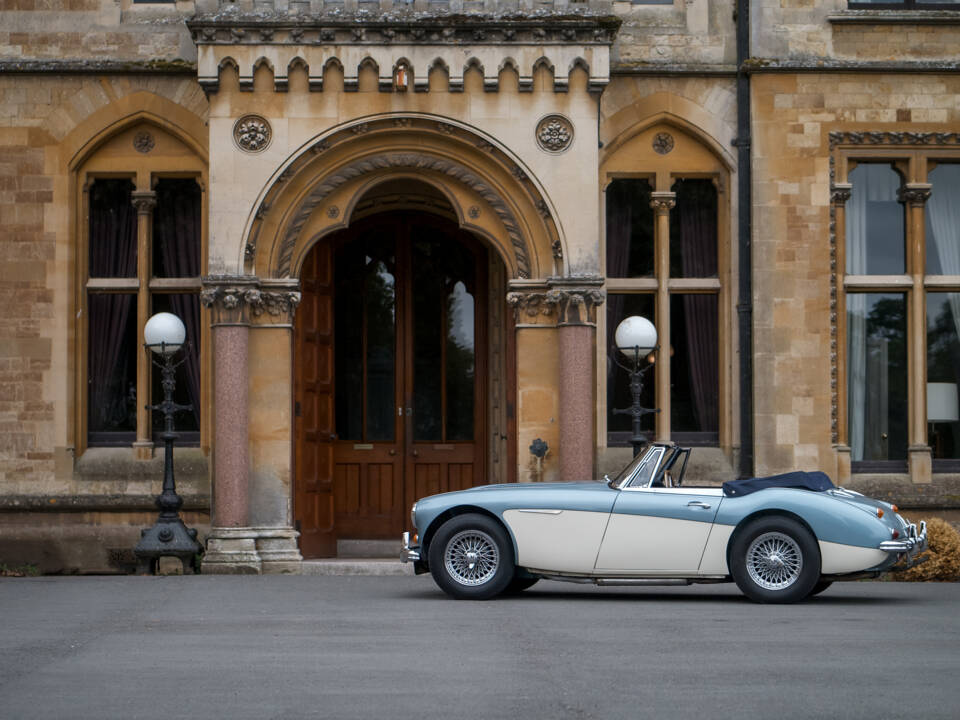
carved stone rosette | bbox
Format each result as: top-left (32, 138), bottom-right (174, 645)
top-left (536, 115), bottom-right (574, 154)
top-left (233, 115), bottom-right (272, 153)
top-left (201, 276), bottom-right (302, 326)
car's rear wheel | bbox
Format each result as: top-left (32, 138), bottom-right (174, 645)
top-left (428, 514), bottom-right (515, 600)
top-left (730, 516), bottom-right (820, 604)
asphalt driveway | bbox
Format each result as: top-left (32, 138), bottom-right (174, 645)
top-left (1, 577), bottom-right (957, 719)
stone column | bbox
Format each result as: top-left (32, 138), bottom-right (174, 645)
top-left (901, 184), bottom-right (933, 485)
top-left (248, 279), bottom-right (303, 574)
top-left (199, 276), bottom-right (261, 574)
top-left (650, 192), bottom-right (676, 443)
top-left (831, 184), bottom-right (852, 486)
top-left (548, 278), bottom-right (605, 483)
top-left (131, 190), bottom-right (157, 461)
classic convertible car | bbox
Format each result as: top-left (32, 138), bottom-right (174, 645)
top-left (400, 443), bottom-right (927, 603)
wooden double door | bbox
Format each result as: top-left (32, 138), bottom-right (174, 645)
top-left (295, 212), bottom-right (489, 557)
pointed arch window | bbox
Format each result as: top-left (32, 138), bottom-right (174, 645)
top-left (77, 123), bottom-right (207, 457)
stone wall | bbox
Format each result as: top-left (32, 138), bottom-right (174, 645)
top-left (751, 71), bottom-right (960, 478)
top-left (753, 0), bottom-right (960, 65)
top-left (1, 1), bottom-right (197, 63)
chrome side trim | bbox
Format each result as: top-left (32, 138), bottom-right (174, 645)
top-left (516, 509), bottom-right (563, 515)
top-left (400, 531), bottom-right (420, 563)
top-left (532, 573), bottom-right (730, 586)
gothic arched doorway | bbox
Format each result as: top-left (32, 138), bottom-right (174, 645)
top-left (294, 207), bottom-right (510, 557)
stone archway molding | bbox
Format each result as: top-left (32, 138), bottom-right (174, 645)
top-left (274, 152), bottom-right (533, 279)
top-left (242, 114), bottom-right (563, 281)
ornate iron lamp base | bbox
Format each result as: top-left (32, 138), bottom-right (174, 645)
top-left (135, 517), bottom-right (202, 575)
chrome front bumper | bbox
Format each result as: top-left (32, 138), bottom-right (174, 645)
top-left (878, 520), bottom-right (927, 565)
top-left (400, 531), bottom-right (421, 563)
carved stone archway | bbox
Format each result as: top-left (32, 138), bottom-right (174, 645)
top-left (243, 114), bottom-right (564, 282)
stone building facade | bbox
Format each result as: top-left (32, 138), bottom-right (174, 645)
top-left (1, 0), bottom-right (958, 573)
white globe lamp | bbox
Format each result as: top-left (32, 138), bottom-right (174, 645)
top-left (615, 315), bottom-right (658, 357)
top-left (144, 312), bottom-right (186, 354)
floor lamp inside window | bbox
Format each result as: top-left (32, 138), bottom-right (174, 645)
top-left (927, 382), bottom-right (959, 459)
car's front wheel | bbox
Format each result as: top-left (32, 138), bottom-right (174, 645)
top-left (428, 514), bottom-right (515, 600)
top-left (730, 516), bottom-right (820, 604)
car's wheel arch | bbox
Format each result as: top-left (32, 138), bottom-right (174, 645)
top-left (422, 505), bottom-right (517, 567)
top-left (726, 509), bottom-right (820, 574)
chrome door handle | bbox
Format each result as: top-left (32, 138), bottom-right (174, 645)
top-left (687, 501), bottom-right (711, 509)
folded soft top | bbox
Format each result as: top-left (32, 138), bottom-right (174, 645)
top-left (722, 471), bottom-right (835, 498)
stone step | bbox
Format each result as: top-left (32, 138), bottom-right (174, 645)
top-left (336, 539), bottom-right (398, 558)
top-left (301, 558), bottom-right (413, 576)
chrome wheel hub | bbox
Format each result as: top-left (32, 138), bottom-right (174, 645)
top-left (444, 529), bottom-right (499, 587)
top-left (746, 532), bottom-right (802, 591)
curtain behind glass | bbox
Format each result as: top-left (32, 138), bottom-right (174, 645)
top-left (926, 164), bottom-right (960, 344)
top-left (153, 179), bottom-right (202, 427)
top-left (88, 179), bottom-right (137, 437)
top-left (846, 165), bottom-right (901, 460)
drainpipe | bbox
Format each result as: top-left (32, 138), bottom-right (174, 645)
top-left (735, 0), bottom-right (754, 478)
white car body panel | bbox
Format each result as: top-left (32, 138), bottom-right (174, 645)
top-left (697, 523), bottom-right (734, 575)
top-left (503, 509), bottom-right (609, 574)
top-left (594, 514), bottom-right (712, 574)
top-left (819, 540), bottom-right (889, 574)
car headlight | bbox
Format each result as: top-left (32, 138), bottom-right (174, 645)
top-left (410, 502), bottom-right (418, 529)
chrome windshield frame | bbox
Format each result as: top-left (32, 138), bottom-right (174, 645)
top-left (609, 444), bottom-right (669, 491)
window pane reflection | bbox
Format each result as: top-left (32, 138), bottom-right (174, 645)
top-left (846, 164), bottom-right (905, 275)
top-left (334, 235), bottom-right (396, 442)
top-left (847, 293), bottom-right (907, 462)
top-left (927, 293), bottom-right (960, 460)
top-left (87, 293), bottom-right (137, 442)
top-left (606, 179), bottom-right (654, 278)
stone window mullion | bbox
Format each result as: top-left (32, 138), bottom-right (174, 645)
top-left (131, 189), bottom-right (157, 460)
top-left (651, 191), bottom-right (675, 443)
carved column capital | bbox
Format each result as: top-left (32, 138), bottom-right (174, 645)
top-left (830, 183), bottom-right (852, 205)
top-left (547, 277), bottom-right (606, 326)
top-left (649, 191), bottom-right (676, 216)
top-left (899, 183), bottom-right (932, 208)
top-left (255, 279), bottom-right (302, 325)
top-left (200, 276), bottom-right (262, 326)
top-left (506, 288), bottom-right (558, 325)
top-left (131, 190), bottom-right (157, 215)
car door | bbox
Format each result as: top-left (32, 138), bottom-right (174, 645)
top-left (593, 487), bottom-right (721, 575)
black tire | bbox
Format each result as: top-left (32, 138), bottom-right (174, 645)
top-left (427, 514), bottom-right (515, 600)
top-left (808, 580), bottom-right (833, 597)
top-left (503, 576), bottom-right (539, 595)
top-left (730, 516), bottom-right (820, 604)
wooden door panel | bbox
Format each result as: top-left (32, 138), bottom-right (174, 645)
top-left (295, 242), bottom-right (337, 558)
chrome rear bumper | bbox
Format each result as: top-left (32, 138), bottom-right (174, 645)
top-left (878, 520), bottom-right (927, 566)
top-left (400, 531), bottom-right (420, 563)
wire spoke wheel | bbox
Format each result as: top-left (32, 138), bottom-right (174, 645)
top-left (746, 531), bottom-right (803, 591)
top-left (444, 529), bottom-right (500, 587)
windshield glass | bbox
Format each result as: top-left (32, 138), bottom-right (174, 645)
top-left (608, 445), bottom-right (665, 488)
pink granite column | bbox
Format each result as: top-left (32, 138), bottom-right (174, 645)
top-left (558, 323), bottom-right (595, 482)
top-left (213, 324), bottom-right (249, 527)
top-left (551, 281), bottom-right (604, 483)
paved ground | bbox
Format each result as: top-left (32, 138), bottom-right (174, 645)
top-left (1, 576), bottom-right (958, 720)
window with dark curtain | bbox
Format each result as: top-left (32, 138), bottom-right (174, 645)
top-left (87, 179), bottom-right (137, 445)
top-left (606, 294), bottom-right (656, 445)
top-left (605, 179), bottom-right (654, 278)
top-left (152, 179), bottom-right (202, 440)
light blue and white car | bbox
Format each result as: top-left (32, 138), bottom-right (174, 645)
top-left (401, 443), bottom-right (927, 603)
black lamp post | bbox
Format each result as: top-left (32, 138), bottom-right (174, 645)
top-left (611, 315), bottom-right (660, 457)
top-left (134, 312), bottom-right (202, 574)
